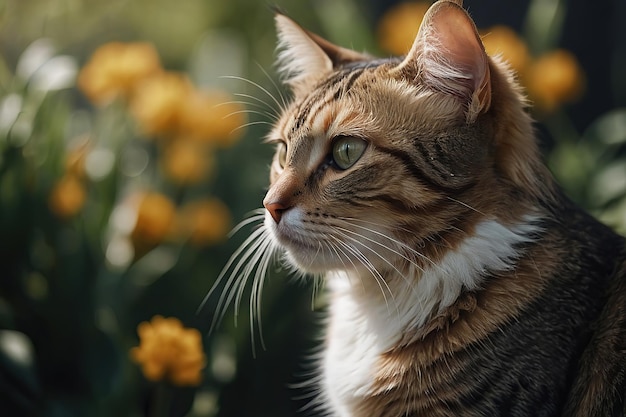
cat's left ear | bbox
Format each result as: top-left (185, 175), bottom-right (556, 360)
top-left (397, 0), bottom-right (491, 122)
top-left (274, 13), bottom-right (368, 95)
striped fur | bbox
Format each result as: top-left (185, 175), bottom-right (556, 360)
top-left (212, 1), bottom-right (626, 416)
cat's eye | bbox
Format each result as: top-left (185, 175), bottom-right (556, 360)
top-left (332, 136), bottom-right (367, 170)
top-left (277, 142), bottom-right (287, 168)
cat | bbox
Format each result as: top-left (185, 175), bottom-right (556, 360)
top-left (208, 0), bottom-right (626, 415)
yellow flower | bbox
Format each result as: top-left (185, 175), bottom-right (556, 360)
top-left (48, 175), bottom-right (86, 219)
top-left (377, 1), bottom-right (430, 55)
top-left (130, 316), bottom-right (206, 386)
top-left (78, 42), bottom-right (162, 105)
top-left (131, 192), bottom-right (176, 245)
top-left (525, 49), bottom-right (585, 113)
top-left (161, 139), bottom-right (213, 185)
top-left (130, 72), bottom-right (193, 136)
top-left (178, 198), bottom-right (231, 246)
top-left (179, 90), bottom-right (246, 147)
top-left (481, 26), bottom-right (530, 75)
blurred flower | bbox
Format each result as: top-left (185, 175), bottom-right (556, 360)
top-left (179, 90), bottom-right (246, 146)
top-left (29, 55), bottom-right (78, 92)
top-left (16, 38), bottom-right (57, 82)
top-left (130, 316), bottom-right (206, 386)
top-left (129, 72), bottom-right (192, 135)
top-left (65, 138), bottom-right (91, 179)
top-left (377, 1), bottom-right (430, 55)
top-left (161, 139), bottom-right (213, 185)
top-left (48, 175), bottom-right (86, 219)
top-left (78, 42), bottom-right (162, 105)
top-left (481, 26), bottom-right (530, 75)
top-left (178, 198), bottom-right (231, 246)
top-left (131, 192), bottom-right (176, 245)
top-left (525, 49), bottom-right (585, 113)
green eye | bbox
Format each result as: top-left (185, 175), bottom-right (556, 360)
top-left (277, 142), bottom-right (287, 168)
top-left (332, 136), bottom-right (367, 170)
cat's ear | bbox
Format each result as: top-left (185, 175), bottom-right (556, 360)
top-left (398, 0), bottom-right (491, 122)
top-left (274, 13), bottom-right (368, 94)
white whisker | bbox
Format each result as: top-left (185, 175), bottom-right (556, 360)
top-left (234, 92), bottom-right (281, 120)
top-left (254, 61), bottom-right (289, 111)
top-left (446, 196), bottom-right (485, 215)
top-left (213, 227), bottom-right (269, 331)
top-left (229, 120), bottom-right (274, 136)
top-left (329, 235), bottom-right (394, 311)
top-left (335, 225), bottom-right (426, 274)
top-left (336, 217), bottom-right (441, 270)
top-left (221, 75), bottom-right (285, 114)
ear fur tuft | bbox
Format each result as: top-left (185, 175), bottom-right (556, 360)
top-left (274, 13), bottom-right (370, 94)
top-left (274, 14), bottom-right (333, 88)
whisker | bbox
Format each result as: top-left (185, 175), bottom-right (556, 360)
top-left (329, 235), bottom-right (394, 311)
top-left (235, 233), bottom-right (272, 317)
top-left (234, 92), bottom-right (281, 120)
top-left (228, 209), bottom-right (265, 237)
top-left (221, 75), bottom-right (284, 114)
top-left (198, 214), bottom-right (264, 312)
top-left (446, 196), bottom-right (486, 216)
top-left (206, 226), bottom-right (267, 333)
top-left (335, 225), bottom-right (426, 274)
top-left (326, 237), bottom-right (366, 292)
top-left (222, 108), bottom-right (277, 122)
top-left (228, 120), bottom-right (274, 137)
top-left (249, 236), bottom-right (276, 355)
top-left (254, 61), bottom-right (289, 111)
top-left (335, 217), bottom-right (440, 270)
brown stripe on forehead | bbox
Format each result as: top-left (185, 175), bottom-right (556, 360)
top-left (289, 67), bottom-right (367, 136)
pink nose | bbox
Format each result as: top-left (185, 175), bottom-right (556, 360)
top-left (263, 200), bottom-right (290, 224)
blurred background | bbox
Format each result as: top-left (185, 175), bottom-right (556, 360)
top-left (0, 0), bottom-right (625, 416)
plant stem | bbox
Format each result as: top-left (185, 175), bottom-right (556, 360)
top-left (151, 381), bottom-right (171, 417)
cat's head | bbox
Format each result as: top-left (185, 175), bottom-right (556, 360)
top-left (263, 0), bottom-right (552, 275)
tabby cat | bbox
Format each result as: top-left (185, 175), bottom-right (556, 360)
top-left (209, 0), bottom-right (626, 415)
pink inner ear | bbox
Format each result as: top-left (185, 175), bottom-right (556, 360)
top-left (412, 2), bottom-right (492, 119)
top-left (429, 6), bottom-right (488, 94)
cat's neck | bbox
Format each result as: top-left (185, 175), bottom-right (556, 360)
top-left (327, 215), bottom-right (540, 342)
top-left (322, 215), bottom-right (541, 411)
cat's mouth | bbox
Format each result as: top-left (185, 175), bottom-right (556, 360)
top-left (265, 209), bottom-right (319, 251)
top-left (264, 208), bottom-right (343, 272)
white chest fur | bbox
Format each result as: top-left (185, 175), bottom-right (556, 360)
top-left (320, 217), bottom-right (539, 416)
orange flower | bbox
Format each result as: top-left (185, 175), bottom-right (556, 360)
top-left (525, 49), bottom-right (585, 113)
top-left (130, 316), bottom-right (206, 386)
top-left (48, 175), bottom-right (86, 218)
top-left (481, 26), bottom-right (530, 75)
top-left (131, 192), bottom-right (176, 245)
top-left (161, 139), bottom-right (213, 185)
top-left (78, 42), bottom-right (162, 105)
top-left (377, 1), bottom-right (430, 55)
top-left (178, 198), bottom-right (231, 246)
top-left (130, 72), bottom-right (193, 136)
top-left (179, 90), bottom-right (246, 147)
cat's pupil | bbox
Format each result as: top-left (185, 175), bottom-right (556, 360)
top-left (332, 136), bottom-right (367, 170)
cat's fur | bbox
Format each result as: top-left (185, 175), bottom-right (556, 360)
top-left (214, 1), bottom-right (626, 415)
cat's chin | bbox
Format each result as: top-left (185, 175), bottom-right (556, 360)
top-left (283, 250), bottom-right (334, 274)
top-left (278, 236), bottom-right (344, 274)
